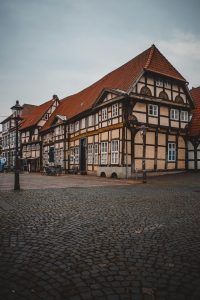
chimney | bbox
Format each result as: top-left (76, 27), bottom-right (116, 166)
top-left (52, 94), bottom-right (59, 100)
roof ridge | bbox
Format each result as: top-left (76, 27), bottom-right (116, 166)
top-left (144, 44), bottom-right (155, 69)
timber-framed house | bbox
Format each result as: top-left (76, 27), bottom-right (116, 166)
top-left (188, 87), bottom-right (200, 170)
top-left (20, 95), bottom-right (60, 172)
top-left (1, 104), bottom-right (36, 169)
top-left (40, 45), bottom-right (194, 178)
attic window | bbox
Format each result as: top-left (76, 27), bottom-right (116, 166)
top-left (159, 91), bottom-right (169, 100)
top-left (156, 79), bottom-right (163, 87)
top-left (140, 86), bottom-right (152, 97)
top-left (44, 113), bottom-right (49, 120)
top-left (175, 95), bottom-right (184, 104)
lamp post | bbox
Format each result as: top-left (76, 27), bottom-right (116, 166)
top-left (11, 100), bottom-right (23, 191)
top-left (140, 124), bottom-right (147, 184)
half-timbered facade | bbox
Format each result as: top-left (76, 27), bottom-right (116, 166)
top-left (188, 87), bottom-right (200, 170)
top-left (40, 45), bottom-right (194, 178)
top-left (20, 95), bottom-right (60, 172)
top-left (1, 104), bottom-right (36, 169)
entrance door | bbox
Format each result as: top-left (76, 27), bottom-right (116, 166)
top-left (79, 138), bottom-right (87, 174)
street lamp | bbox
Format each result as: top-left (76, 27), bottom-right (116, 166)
top-left (11, 100), bottom-right (23, 191)
top-left (140, 124), bottom-right (147, 184)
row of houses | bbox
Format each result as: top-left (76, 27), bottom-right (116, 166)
top-left (1, 45), bottom-right (200, 177)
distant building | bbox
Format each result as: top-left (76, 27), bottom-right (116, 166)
top-left (20, 95), bottom-right (60, 172)
top-left (188, 87), bottom-right (200, 170)
top-left (1, 104), bottom-right (36, 169)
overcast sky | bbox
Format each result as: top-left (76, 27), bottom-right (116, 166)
top-left (0, 0), bottom-right (200, 126)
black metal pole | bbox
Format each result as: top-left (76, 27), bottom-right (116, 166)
top-left (14, 118), bottom-right (20, 190)
top-left (142, 133), bottom-right (147, 184)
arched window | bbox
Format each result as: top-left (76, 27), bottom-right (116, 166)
top-left (175, 95), bottom-right (184, 104)
top-left (159, 91), bottom-right (169, 100)
top-left (140, 86), bottom-right (152, 97)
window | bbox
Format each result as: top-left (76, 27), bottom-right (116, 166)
top-left (95, 113), bottom-right (99, 125)
top-left (88, 115), bottom-right (93, 127)
top-left (75, 121), bottom-right (79, 131)
top-left (70, 148), bottom-right (75, 163)
top-left (102, 108), bottom-right (107, 121)
top-left (88, 144), bottom-right (93, 164)
top-left (75, 147), bottom-right (79, 164)
top-left (170, 109), bottom-right (179, 120)
top-left (44, 113), bottom-right (48, 120)
top-left (112, 103), bottom-right (118, 117)
top-left (81, 118), bottom-right (85, 129)
top-left (94, 144), bottom-right (98, 164)
top-left (101, 142), bottom-right (108, 165)
top-left (70, 124), bottom-right (74, 133)
top-left (111, 140), bottom-right (119, 164)
top-left (156, 79), bottom-right (163, 86)
top-left (180, 111), bottom-right (188, 122)
top-left (148, 104), bottom-right (158, 117)
top-left (164, 80), bottom-right (171, 88)
top-left (168, 143), bottom-right (176, 161)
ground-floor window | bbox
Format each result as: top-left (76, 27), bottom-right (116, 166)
top-left (75, 147), bottom-right (79, 164)
top-left (168, 143), bottom-right (176, 161)
top-left (94, 144), bottom-right (98, 164)
top-left (111, 140), bottom-right (119, 164)
top-left (88, 144), bottom-right (93, 164)
top-left (101, 142), bottom-right (108, 165)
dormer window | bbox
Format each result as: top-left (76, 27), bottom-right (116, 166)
top-left (44, 113), bottom-right (49, 120)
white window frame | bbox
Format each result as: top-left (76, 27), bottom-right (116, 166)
top-left (74, 147), bottom-right (79, 164)
top-left (148, 104), bottom-right (158, 117)
top-left (112, 103), bottom-right (118, 117)
top-left (94, 144), bottom-right (98, 164)
top-left (70, 148), bottom-right (75, 163)
top-left (168, 143), bottom-right (176, 161)
top-left (156, 79), bottom-right (163, 87)
top-left (180, 111), bottom-right (188, 122)
top-left (95, 113), bottom-right (99, 125)
top-left (70, 124), bottom-right (74, 133)
top-left (81, 118), bottom-right (85, 129)
top-left (164, 80), bottom-right (170, 88)
top-left (170, 109), bottom-right (179, 120)
top-left (75, 121), bottom-right (79, 132)
top-left (101, 142), bottom-right (108, 165)
top-left (102, 108), bottom-right (107, 121)
top-left (87, 144), bottom-right (93, 164)
top-left (88, 115), bottom-right (93, 127)
top-left (111, 140), bottom-right (119, 164)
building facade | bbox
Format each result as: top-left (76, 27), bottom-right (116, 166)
top-left (1, 104), bottom-right (36, 169)
top-left (40, 45), bottom-right (194, 178)
top-left (20, 95), bottom-right (60, 172)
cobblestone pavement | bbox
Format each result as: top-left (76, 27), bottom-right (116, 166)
top-left (0, 172), bottom-right (200, 300)
top-left (0, 173), bottom-right (133, 190)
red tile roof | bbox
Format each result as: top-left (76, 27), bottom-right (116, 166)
top-left (20, 99), bottom-right (53, 130)
top-left (189, 87), bottom-right (200, 137)
top-left (41, 44), bottom-right (187, 132)
top-left (1, 104), bottom-right (37, 125)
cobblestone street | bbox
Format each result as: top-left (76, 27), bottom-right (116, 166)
top-left (0, 172), bottom-right (200, 300)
